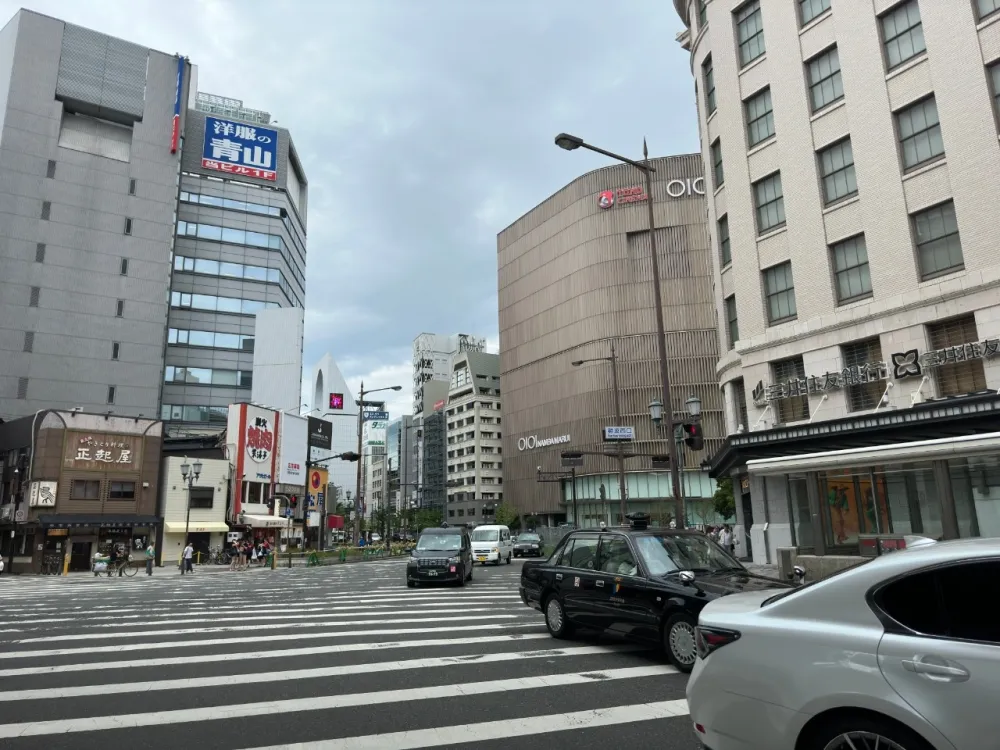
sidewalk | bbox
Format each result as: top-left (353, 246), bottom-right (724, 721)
top-left (743, 562), bottom-right (781, 579)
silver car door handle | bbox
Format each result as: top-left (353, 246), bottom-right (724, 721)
top-left (596, 580), bottom-right (605, 587)
top-left (555, 573), bottom-right (563, 581)
top-left (902, 658), bottom-right (970, 681)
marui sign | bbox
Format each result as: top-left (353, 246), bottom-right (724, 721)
top-left (597, 178), bottom-right (705, 209)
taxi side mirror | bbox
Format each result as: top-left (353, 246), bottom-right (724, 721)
top-left (678, 570), bottom-right (696, 585)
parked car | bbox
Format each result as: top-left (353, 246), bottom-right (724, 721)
top-left (513, 532), bottom-right (543, 557)
top-left (406, 525), bottom-right (473, 587)
top-left (470, 524), bottom-right (513, 565)
top-left (687, 536), bottom-right (998, 750)
top-left (518, 513), bottom-right (791, 671)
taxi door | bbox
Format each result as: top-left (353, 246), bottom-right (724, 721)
top-left (555, 534), bottom-right (603, 629)
top-left (591, 535), bottom-right (659, 639)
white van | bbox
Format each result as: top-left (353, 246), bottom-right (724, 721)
top-left (470, 525), bottom-right (513, 566)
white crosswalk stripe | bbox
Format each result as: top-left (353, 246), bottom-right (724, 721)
top-left (0, 560), bottom-right (696, 749)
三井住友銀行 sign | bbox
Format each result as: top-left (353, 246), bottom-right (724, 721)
top-left (201, 117), bottom-right (278, 182)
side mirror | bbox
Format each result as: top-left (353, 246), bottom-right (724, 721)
top-left (792, 565), bottom-right (806, 584)
top-left (678, 570), bottom-right (696, 585)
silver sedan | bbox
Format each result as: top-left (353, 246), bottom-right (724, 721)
top-left (686, 536), bottom-right (998, 750)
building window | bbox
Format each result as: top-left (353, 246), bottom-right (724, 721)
top-left (168, 328), bottom-right (254, 351)
top-left (725, 295), bottom-right (739, 349)
top-left (109, 482), bottom-right (136, 500)
top-left (41, 201), bottom-right (50, 220)
top-left (753, 172), bottom-right (785, 234)
top-left (773, 357), bottom-right (808, 423)
top-left (173, 255), bottom-right (283, 286)
top-left (881, 0), bottom-right (926, 71)
top-left (170, 291), bottom-right (280, 316)
top-left (120, 258), bottom-right (129, 276)
top-left (842, 338), bottom-right (884, 411)
top-left (818, 138), bottom-right (857, 205)
top-left (189, 488), bottom-right (214, 509)
top-left (107, 385), bottom-right (116, 405)
top-left (16, 377), bottom-right (28, 400)
top-left (28, 286), bottom-right (39, 307)
top-left (35, 243), bottom-right (45, 263)
top-left (807, 46), bottom-right (843, 112)
top-left (165, 365), bottom-right (253, 388)
top-left (979, 0), bottom-right (1000, 20)
top-left (913, 201), bottom-right (963, 279)
top-left (116, 299), bottom-right (124, 317)
top-left (745, 87), bottom-right (775, 147)
top-left (896, 96), bottom-right (943, 171)
top-left (697, 0), bottom-right (708, 28)
top-left (831, 234), bottom-right (873, 303)
top-left (735, 0), bottom-right (765, 67)
top-left (703, 56), bottom-right (716, 116)
top-left (128, 178), bottom-right (137, 195)
top-left (160, 404), bottom-right (229, 424)
top-left (927, 316), bottom-right (987, 397)
top-left (733, 377), bottom-right (749, 430)
top-left (46, 160), bottom-right (56, 178)
top-left (112, 342), bottom-right (120, 360)
top-left (23, 331), bottom-right (34, 353)
top-left (763, 261), bottom-right (797, 324)
top-left (711, 139), bottom-right (724, 189)
top-left (124, 217), bottom-right (133, 236)
top-left (800, 0), bottom-right (831, 25)
top-left (989, 62), bottom-right (1000, 120)
top-left (71, 480), bottom-right (101, 500)
top-left (718, 215), bottom-right (731, 266)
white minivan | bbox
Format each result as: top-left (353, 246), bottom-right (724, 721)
top-left (470, 525), bottom-right (513, 566)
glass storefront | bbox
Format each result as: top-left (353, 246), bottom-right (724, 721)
top-left (949, 456), bottom-right (1000, 538)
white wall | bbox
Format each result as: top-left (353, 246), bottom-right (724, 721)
top-left (252, 307), bottom-right (304, 413)
top-left (160, 456), bottom-right (231, 560)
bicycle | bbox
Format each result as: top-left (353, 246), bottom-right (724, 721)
top-left (41, 553), bottom-right (62, 575)
top-left (113, 555), bottom-right (138, 577)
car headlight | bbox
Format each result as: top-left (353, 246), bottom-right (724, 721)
top-left (531, 544), bottom-right (539, 548)
top-left (407, 558), bottom-right (418, 566)
top-left (447, 556), bottom-right (461, 564)
top-left (492, 548), bottom-right (498, 553)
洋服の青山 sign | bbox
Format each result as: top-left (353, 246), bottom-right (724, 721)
top-left (597, 178), bottom-right (705, 209)
top-left (517, 434), bottom-right (571, 451)
top-left (753, 337), bottom-right (1000, 404)
top-left (202, 116), bottom-right (278, 182)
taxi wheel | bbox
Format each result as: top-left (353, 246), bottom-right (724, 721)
top-left (543, 594), bottom-right (573, 639)
top-left (663, 613), bottom-right (698, 673)
top-left (406, 580), bottom-right (416, 588)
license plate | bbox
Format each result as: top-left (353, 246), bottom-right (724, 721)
top-left (476, 556), bottom-right (487, 561)
top-left (427, 570), bottom-right (438, 576)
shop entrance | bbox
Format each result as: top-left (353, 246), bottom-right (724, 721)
top-left (740, 491), bottom-right (754, 561)
top-left (188, 532), bottom-right (211, 560)
top-left (69, 542), bottom-right (92, 572)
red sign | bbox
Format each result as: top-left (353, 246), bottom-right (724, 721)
top-left (598, 186), bottom-right (647, 209)
top-left (246, 415), bottom-right (274, 463)
top-left (329, 393), bottom-right (344, 409)
top-left (433, 399), bottom-right (446, 411)
top-left (310, 470), bottom-right (323, 490)
top-left (327, 515), bottom-right (345, 530)
top-left (201, 158), bottom-right (277, 181)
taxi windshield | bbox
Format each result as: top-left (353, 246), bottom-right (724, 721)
top-left (635, 534), bottom-right (743, 576)
top-left (416, 534), bottom-right (461, 552)
top-left (518, 534), bottom-right (540, 542)
top-left (471, 529), bottom-right (499, 542)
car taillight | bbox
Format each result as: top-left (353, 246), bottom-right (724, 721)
top-left (695, 626), bottom-right (741, 660)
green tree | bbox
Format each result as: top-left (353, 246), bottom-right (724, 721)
top-left (414, 508), bottom-right (443, 532)
top-left (494, 502), bottom-right (518, 527)
top-left (713, 476), bottom-right (736, 521)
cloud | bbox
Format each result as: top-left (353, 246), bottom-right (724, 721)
top-left (8, 0), bottom-right (698, 419)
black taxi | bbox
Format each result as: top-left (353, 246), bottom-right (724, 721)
top-left (406, 525), bottom-right (474, 587)
top-left (519, 513), bottom-right (792, 672)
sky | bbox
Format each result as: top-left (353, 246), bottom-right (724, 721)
top-left (4, 0), bottom-right (699, 419)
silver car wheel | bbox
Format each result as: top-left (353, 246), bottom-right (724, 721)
top-left (669, 621), bottom-right (697, 665)
top-left (546, 598), bottom-right (564, 632)
top-left (823, 733), bottom-right (908, 750)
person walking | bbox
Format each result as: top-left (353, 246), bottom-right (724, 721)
top-left (182, 542), bottom-right (194, 575)
top-left (145, 541), bottom-right (156, 576)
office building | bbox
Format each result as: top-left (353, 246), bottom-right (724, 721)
top-left (419, 407), bottom-right (447, 511)
top-left (386, 416), bottom-right (416, 513)
top-left (675, 0), bottom-right (1000, 570)
top-left (445, 351), bottom-right (502, 523)
top-left (0, 11), bottom-right (186, 421)
top-left (309, 353), bottom-right (357, 499)
top-left (498, 155), bottom-right (723, 528)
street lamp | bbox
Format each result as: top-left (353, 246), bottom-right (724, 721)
top-left (179, 456), bottom-right (203, 548)
top-left (648, 399), bottom-right (664, 425)
top-left (354, 382), bottom-right (403, 544)
top-left (685, 394), bottom-right (702, 419)
top-left (556, 131), bottom-right (684, 526)
top-left (572, 341), bottom-right (628, 524)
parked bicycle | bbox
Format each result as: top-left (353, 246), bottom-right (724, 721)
top-left (41, 553), bottom-right (62, 575)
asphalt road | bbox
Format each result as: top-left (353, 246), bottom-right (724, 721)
top-left (0, 559), bottom-right (702, 749)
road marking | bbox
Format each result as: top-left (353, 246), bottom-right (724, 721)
top-left (0, 665), bottom-right (675, 738)
top-left (0, 622), bottom-right (544, 659)
top-left (0, 633), bottom-right (555, 677)
top-left (246, 700), bottom-right (692, 749)
top-left (0, 644), bottom-right (649, 701)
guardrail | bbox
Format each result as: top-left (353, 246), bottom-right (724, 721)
top-left (266, 545), bottom-right (414, 569)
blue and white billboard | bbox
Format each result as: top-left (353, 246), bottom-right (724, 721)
top-left (201, 116), bottom-right (278, 182)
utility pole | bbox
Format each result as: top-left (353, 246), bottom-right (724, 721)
top-left (608, 341), bottom-right (628, 524)
top-left (354, 381), bottom-right (365, 545)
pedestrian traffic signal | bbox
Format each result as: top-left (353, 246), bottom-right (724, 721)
top-left (289, 495), bottom-right (298, 509)
top-left (266, 497), bottom-right (275, 511)
top-left (681, 423), bottom-right (704, 450)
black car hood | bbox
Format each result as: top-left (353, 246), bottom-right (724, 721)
top-left (687, 570), bottom-right (792, 597)
top-left (514, 541), bottom-right (541, 547)
top-left (410, 549), bottom-right (460, 560)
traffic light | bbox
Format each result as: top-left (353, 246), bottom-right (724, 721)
top-left (266, 497), bottom-right (275, 511)
top-left (681, 423), bottom-right (704, 451)
top-left (340, 451), bottom-right (360, 462)
top-left (289, 495), bottom-right (298, 509)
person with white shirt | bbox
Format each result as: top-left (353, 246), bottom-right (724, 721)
top-left (182, 542), bottom-right (194, 575)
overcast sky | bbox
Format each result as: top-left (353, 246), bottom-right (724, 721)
top-left (6, 0), bottom-right (699, 419)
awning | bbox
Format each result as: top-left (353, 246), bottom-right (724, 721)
top-left (37, 515), bottom-right (160, 529)
top-left (241, 514), bottom-right (289, 529)
top-left (747, 430), bottom-right (1000, 476)
top-left (164, 521), bottom-right (230, 534)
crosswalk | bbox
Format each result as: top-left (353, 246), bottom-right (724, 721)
top-left (0, 559), bottom-right (699, 749)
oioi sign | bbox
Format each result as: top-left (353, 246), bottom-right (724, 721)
top-left (597, 178), bottom-right (704, 209)
top-left (517, 434), bottom-right (571, 452)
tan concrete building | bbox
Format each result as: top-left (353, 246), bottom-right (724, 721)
top-left (498, 155), bottom-right (728, 528)
top-left (675, 0), bottom-right (1000, 570)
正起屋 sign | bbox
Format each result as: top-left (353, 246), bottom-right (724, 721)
top-left (202, 116), bottom-right (278, 182)
top-left (753, 337), bottom-right (1000, 404)
top-left (517, 434), bottom-right (572, 452)
top-left (597, 178), bottom-right (704, 209)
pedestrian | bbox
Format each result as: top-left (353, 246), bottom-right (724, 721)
top-left (182, 541), bottom-right (194, 575)
top-left (720, 525), bottom-right (735, 555)
top-left (0, 556), bottom-right (4, 576)
top-left (145, 541), bottom-right (155, 575)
